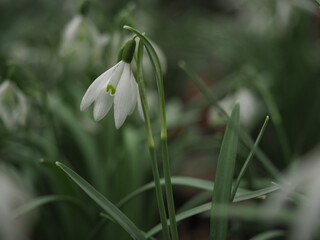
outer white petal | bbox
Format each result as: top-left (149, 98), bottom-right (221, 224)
top-left (106, 61), bottom-right (125, 94)
top-left (128, 72), bottom-right (138, 115)
top-left (114, 64), bottom-right (136, 129)
top-left (93, 90), bottom-right (114, 121)
top-left (80, 64), bottom-right (117, 111)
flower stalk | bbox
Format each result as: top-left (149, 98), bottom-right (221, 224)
top-left (136, 41), bottom-right (171, 239)
top-left (125, 25), bottom-right (179, 240)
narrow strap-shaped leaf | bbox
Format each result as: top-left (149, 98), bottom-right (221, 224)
top-left (56, 162), bottom-right (146, 240)
top-left (146, 185), bottom-right (281, 238)
top-left (178, 61), bottom-right (280, 179)
top-left (12, 195), bottom-right (88, 219)
top-left (249, 230), bottom-right (286, 240)
top-left (210, 103), bottom-right (240, 240)
top-left (231, 116), bottom-right (270, 200)
top-left (117, 176), bottom-right (250, 208)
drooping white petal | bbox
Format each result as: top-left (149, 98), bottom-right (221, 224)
top-left (93, 90), bottom-right (114, 121)
top-left (128, 72), bottom-right (138, 115)
top-left (80, 65), bottom-right (117, 111)
top-left (114, 63), bottom-right (136, 129)
top-left (106, 61), bottom-right (125, 95)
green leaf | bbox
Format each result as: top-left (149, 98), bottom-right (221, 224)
top-left (231, 116), bottom-right (270, 200)
top-left (249, 230), bottom-right (286, 240)
top-left (55, 162), bottom-right (146, 240)
top-left (49, 96), bottom-right (103, 190)
top-left (117, 176), bottom-right (250, 208)
top-left (210, 102), bottom-right (240, 240)
top-left (146, 185), bottom-right (280, 238)
top-left (12, 195), bottom-right (87, 219)
top-left (178, 61), bottom-right (280, 179)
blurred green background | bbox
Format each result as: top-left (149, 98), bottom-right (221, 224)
top-left (0, 0), bottom-right (320, 239)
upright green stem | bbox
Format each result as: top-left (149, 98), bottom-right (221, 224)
top-left (124, 25), bottom-right (179, 240)
top-left (136, 41), bottom-right (171, 240)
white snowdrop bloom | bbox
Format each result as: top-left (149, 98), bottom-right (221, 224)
top-left (266, 146), bottom-right (320, 240)
top-left (60, 14), bottom-right (109, 63)
top-left (80, 39), bottom-right (143, 129)
top-left (209, 87), bottom-right (260, 128)
top-left (0, 165), bottom-right (33, 240)
top-left (0, 80), bottom-right (28, 130)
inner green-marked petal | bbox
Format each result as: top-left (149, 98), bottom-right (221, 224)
top-left (106, 85), bottom-right (116, 95)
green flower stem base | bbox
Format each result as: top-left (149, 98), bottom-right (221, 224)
top-left (126, 25), bottom-right (179, 240)
top-left (136, 41), bottom-right (171, 240)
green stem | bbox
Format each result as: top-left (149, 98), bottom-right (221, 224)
top-left (231, 116), bottom-right (269, 200)
top-left (136, 41), bottom-right (171, 240)
top-left (178, 61), bottom-right (281, 180)
top-left (125, 25), bottom-right (179, 240)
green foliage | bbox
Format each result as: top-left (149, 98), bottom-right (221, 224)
top-left (1, 0), bottom-right (320, 239)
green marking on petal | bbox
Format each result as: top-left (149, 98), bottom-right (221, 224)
top-left (106, 85), bottom-right (116, 95)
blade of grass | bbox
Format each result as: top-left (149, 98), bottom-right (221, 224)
top-left (146, 187), bottom-right (282, 238)
top-left (252, 76), bottom-right (291, 163)
top-left (117, 176), bottom-right (251, 208)
top-left (55, 162), bottom-right (146, 240)
top-left (12, 195), bottom-right (88, 219)
top-left (99, 213), bottom-right (158, 240)
top-left (231, 116), bottom-right (269, 200)
top-left (210, 102), bottom-right (240, 240)
top-left (249, 230), bottom-right (286, 240)
top-left (178, 61), bottom-right (280, 179)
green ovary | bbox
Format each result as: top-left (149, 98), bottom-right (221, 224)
top-left (106, 85), bottom-right (116, 95)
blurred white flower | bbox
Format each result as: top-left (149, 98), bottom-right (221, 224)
top-left (267, 146), bottom-right (320, 240)
top-left (80, 60), bottom-right (143, 129)
top-left (142, 40), bottom-right (167, 74)
top-left (239, 0), bottom-right (293, 36)
top-left (0, 165), bottom-right (33, 240)
top-left (209, 88), bottom-right (260, 128)
top-left (60, 14), bottom-right (109, 65)
top-left (0, 80), bottom-right (28, 130)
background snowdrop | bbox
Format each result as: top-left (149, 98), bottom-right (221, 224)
top-left (0, 80), bottom-right (28, 130)
top-left (60, 14), bottom-right (109, 68)
top-left (0, 165), bottom-right (33, 240)
top-left (209, 87), bottom-right (260, 129)
top-left (266, 146), bottom-right (320, 240)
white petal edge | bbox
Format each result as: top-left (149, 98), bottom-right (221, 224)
top-left (114, 64), bottom-right (135, 129)
top-left (106, 61), bottom-right (125, 94)
top-left (93, 90), bottom-right (114, 121)
top-left (128, 72), bottom-right (138, 115)
top-left (80, 64), bottom-right (117, 111)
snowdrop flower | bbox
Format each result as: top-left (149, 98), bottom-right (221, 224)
top-left (0, 80), bottom-right (28, 130)
top-left (59, 8), bottom-right (109, 67)
top-left (266, 146), bottom-right (320, 240)
top-left (80, 39), bottom-right (142, 129)
top-left (0, 165), bottom-right (33, 240)
top-left (209, 87), bottom-right (260, 129)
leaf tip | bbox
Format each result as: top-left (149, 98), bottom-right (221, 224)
top-left (55, 161), bottom-right (62, 167)
top-left (178, 60), bottom-right (186, 69)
